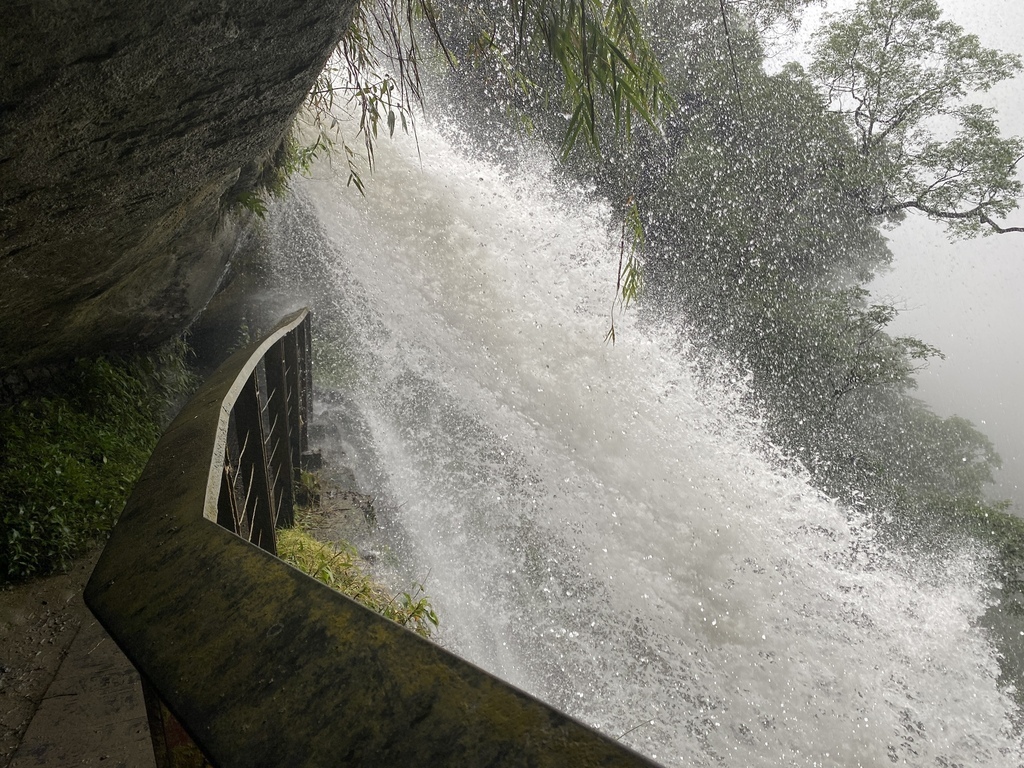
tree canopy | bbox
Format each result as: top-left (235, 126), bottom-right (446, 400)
top-left (809, 0), bottom-right (1024, 236)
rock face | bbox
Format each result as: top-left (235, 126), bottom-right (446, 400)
top-left (0, 0), bottom-right (357, 370)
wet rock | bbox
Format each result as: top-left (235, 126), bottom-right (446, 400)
top-left (0, 0), bottom-right (357, 370)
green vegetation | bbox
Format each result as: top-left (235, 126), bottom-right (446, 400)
top-left (810, 0), bottom-right (1024, 236)
top-left (1, 341), bottom-right (195, 582)
top-left (295, 0), bottom-right (672, 195)
top-left (630, 0), bottom-right (1020, 529)
top-left (277, 476), bottom-right (438, 637)
top-left (233, 129), bottom-right (327, 218)
top-left (440, 0), bottom-right (672, 156)
top-left (277, 526), bottom-right (438, 637)
top-left (623, 0), bottom-right (1023, 552)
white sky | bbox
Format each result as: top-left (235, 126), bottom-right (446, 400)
top-left (776, 0), bottom-right (1024, 510)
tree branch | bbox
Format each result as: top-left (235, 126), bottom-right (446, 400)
top-left (869, 198), bottom-right (1024, 233)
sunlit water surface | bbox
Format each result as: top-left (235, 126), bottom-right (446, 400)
top-left (263, 122), bottom-right (1022, 767)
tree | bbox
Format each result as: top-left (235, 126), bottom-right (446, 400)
top-left (831, 389), bottom-right (1003, 519)
top-left (809, 0), bottom-right (1024, 236)
top-left (720, 0), bottom-right (821, 33)
top-left (306, 0), bottom-right (671, 189)
top-left (638, 63), bottom-right (891, 335)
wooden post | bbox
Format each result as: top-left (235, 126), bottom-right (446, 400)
top-left (282, 328), bottom-right (304, 481)
top-left (265, 339), bottom-right (296, 529)
top-left (232, 369), bottom-right (276, 554)
top-left (219, 411), bottom-right (249, 539)
top-left (298, 314), bottom-right (312, 459)
top-left (141, 677), bottom-right (211, 768)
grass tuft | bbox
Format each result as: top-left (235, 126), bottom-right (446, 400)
top-left (277, 505), bottom-right (437, 638)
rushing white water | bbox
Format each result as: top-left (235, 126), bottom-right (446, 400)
top-left (265, 121), bottom-right (1022, 766)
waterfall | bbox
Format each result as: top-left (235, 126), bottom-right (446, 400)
top-left (263, 120), bottom-right (1022, 767)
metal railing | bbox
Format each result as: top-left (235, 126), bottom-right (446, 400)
top-left (85, 309), bottom-right (661, 768)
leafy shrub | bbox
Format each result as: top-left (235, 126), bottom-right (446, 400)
top-left (1, 345), bottom-right (194, 582)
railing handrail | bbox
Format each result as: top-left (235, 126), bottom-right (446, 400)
top-left (85, 310), bottom-right (662, 768)
top-left (203, 308), bottom-right (309, 525)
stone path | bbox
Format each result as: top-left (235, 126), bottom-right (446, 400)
top-left (1, 553), bottom-right (154, 768)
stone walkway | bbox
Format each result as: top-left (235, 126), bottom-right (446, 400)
top-left (10, 614), bottom-right (154, 768)
top-left (1, 553), bottom-right (155, 768)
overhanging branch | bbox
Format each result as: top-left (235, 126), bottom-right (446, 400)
top-left (867, 199), bottom-right (1024, 234)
